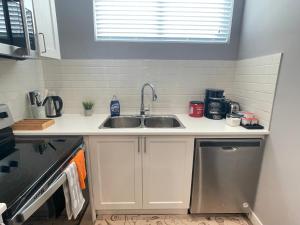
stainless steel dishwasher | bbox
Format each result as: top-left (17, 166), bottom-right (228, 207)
top-left (190, 139), bottom-right (264, 214)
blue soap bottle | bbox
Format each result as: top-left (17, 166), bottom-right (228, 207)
top-left (110, 95), bottom-right (120, 117)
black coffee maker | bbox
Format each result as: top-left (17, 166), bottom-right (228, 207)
top-left (204, 89), bottom-right (226, 120)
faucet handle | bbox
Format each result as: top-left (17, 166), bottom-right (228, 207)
top-left (144, 106), bottom-right (151, 116)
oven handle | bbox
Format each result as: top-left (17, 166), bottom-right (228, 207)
top-left (17, 173), bottom-right (67, 223)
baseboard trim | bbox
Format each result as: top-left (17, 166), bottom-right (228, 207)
top-left (248, 210), bottom-right (263, 225)
top-left (96, 209), bottom-right (188, 216)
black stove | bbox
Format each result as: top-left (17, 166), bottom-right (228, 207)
top-left (0, 133), bottom-right (82, 218)
top-left (0, 105), bottom-right (85, 225)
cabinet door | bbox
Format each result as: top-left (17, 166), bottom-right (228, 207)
top-left (142, 136), bottom-right (194, 209)
top-left (89, 136), bottom-right (142, 210)
top-left (33, 0), bottom-right (61, 59)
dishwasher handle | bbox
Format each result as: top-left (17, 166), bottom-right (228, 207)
top-left (199, 140), bottom-right (262, 148)
top-left (222, 146), bottom-right (238, 151)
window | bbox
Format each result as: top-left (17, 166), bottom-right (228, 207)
top-left (93, 0), bottom-right (234, 43)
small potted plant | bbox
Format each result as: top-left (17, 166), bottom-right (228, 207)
top-left (82, 101), bottom-right (95, 116)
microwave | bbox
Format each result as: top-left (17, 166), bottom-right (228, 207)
top-left (0, 0), bottom-right (38, 59)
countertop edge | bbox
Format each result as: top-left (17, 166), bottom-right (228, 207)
top-left (12, 114), bottom-right (270, 137)
top-left (13, 130), bottom-right (270, 136)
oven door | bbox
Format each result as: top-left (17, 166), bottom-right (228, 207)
top-left (23, 184), bottom-right (90, 225)
top-left (5, 145), bottom-right (89, 225)
top-left (6, 173), bottom-right (67, 225)
top-left (0, 0), bottom-right (37, 59)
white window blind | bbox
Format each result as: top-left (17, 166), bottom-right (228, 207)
top-left (93, 0), bottom-right (234, 43)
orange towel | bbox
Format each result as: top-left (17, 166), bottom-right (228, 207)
top-left (70, 149), bottom-right (87, 190)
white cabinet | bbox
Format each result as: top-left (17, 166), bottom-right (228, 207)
top-left (33, 0), bottom-right (61, 59)
top-left (89, 136), bottom-right (142, 210)
top-left (143, 137), bottom-right (194, 209)
top-left (88, 136), bottom-right (194, 211)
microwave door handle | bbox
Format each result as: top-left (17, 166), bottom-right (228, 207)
top-left (19, 0), bottom-right (31, 56)
top-left (15, 173), bottom-right (67, 224)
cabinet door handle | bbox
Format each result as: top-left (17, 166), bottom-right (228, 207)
top-left (39, 33), bottom-right (47, 53)
top-left (144, 137), bottom-right (146, 153)
top-left (138, 138), bottom-right (140, 153)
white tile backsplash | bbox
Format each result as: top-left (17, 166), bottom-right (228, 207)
top-left (0, 53), bottom-right (281, 130)
top-left (0, 60), bottom-right (44, 121)
top-left (42, 59), bottom-right (236, 114)
top-left (42, 55), bottom-right (281, 130)
top-left (231, 53), bottom-right (282, 129)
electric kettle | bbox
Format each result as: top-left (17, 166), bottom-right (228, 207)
top-left (228, 101), bottom-right (241, 114)
top-left (43, 96), bottom-right (63, 118)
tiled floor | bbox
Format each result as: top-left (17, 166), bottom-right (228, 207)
top-left (24, 212), bottom-right (250, 225)
top-left (95, 215), bottom-right (251, 225)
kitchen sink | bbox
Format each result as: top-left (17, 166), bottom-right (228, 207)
top-left (144, 116), bottom-right (184, 128)
top-left (100, 116), bottom-right (142, 128)
top-left (99, 115), bottom-right (184, 129)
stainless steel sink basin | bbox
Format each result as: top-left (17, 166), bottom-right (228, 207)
top-left (100, 116), bottom-right (141, 128)
top-left (144, 115), bottom-right (184, 128)
top-left (99, 115), bottom-right (184, 129)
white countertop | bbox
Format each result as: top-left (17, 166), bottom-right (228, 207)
top-left (13, 114), bottom-right (269, 137)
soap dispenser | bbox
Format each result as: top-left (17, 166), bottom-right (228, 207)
top-left (110, 95), bottom-right (120, 117)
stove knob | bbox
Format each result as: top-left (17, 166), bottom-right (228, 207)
top-left (0, 166), bottom-right (10, 173)
top-left (0, 112), bottom-right (8, 119)
top-left (9, 161), bottom-right (18, 167)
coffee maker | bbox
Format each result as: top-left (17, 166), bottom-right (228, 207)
top-left (204, 89), bottom-right (226, 120)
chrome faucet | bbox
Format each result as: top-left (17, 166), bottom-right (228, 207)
top-left (140, 83), bottom-right (158, 116)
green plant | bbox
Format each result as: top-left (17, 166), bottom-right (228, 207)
top-left (82, 101), bottom-right (94, 110)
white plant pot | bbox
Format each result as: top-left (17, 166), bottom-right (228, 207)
top-left (84, 109), bottom-right (93, 117)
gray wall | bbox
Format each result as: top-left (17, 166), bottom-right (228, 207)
top-left (239, 1), bottom-right (300, 225)
top-left (55, 0), bottom-right (244, 60)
